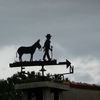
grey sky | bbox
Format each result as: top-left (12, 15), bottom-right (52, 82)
top-left (0, 0), bottom-right (100, 84)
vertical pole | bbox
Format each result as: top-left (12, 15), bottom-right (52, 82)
top-left (42, 88), bottom-right (51, 100)
top-left (59, 91), bottom-right (63, 100)
top-left (21, 66), bottom-right (22, 73)
top-left (21, 66), bottom-right (25, 73)
top-left (22, 91), bottom-right (28, 100)
top-left (42, 65), bottom-right (44, 77)
top-left (51, 46), bottom-right (53, 60)
top-left (40, 65), bottom-right (46, 77)
top-left (54, 90), bottom-right (59, 100)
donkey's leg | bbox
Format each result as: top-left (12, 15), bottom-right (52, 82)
top-left (30, 53), bottom-right (33, 61)
top-left (19, 54), bottom-right (22, 62)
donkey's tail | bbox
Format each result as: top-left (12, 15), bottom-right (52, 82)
top-left (16, 51), bottom-right (18, 58)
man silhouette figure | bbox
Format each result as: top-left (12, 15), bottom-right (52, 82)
top-left (43, 34), bottom-right (52, 61)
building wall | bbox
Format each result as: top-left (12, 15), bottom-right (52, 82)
top-left (63, 88), bottom-right (100, 100)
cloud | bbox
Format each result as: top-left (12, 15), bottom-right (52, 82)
top-left (0, 45), bottom-right (20, 79)
top-left (67, 56), bottom-right (100, 84)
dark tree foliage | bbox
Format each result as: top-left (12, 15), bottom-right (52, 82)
top-left (0, 71), bottom-right (64, 100)
top-left (0, 79), bottom-right (22, 100)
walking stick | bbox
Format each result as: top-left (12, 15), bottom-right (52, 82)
top-left (51, 46), bottom-right (53, 60)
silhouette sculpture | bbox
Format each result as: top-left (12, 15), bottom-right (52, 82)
top-left (10, 35), bottom-right (74, 77)
top-left (16, 39), bottom-right (41, 62)
top-left (43, 34), bottom-right (52, 61)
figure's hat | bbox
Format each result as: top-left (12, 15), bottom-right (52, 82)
top-left (46, 34), bottom-right (52, 38)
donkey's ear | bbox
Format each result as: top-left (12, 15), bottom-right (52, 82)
top-left (37, 39), bottom-right (40, 42)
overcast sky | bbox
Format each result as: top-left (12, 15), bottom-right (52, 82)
top-left (0, 0), bottom-right (100, 85)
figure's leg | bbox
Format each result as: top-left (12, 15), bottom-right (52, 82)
top-left (47, 50), bottom-right (51, 61)
top-left (43, 52), bottom-right (46, 61)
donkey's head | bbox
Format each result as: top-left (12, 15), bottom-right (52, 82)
top-left (35, 39), bottom-right (41, 49)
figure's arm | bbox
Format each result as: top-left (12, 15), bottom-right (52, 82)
top-left (50, 45), bottom-right (53, 51)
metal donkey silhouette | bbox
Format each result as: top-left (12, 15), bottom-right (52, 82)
top-left (16, 39), bottom-right (41, 62)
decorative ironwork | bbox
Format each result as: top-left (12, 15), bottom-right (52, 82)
top-left (10, 59), bottom-right (74, 77)
top-left (9, 34), bottom-right (74, 78)
top-left (16, 39), bottom-right (41, 62)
